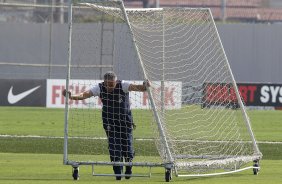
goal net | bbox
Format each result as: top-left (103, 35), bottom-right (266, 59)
top-left (64, 0), bottom-right (262, 177)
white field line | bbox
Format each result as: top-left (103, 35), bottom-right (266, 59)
top-left (0, 134), bottom-right (282, 144)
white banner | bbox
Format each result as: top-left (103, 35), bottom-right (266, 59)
top-left (47, 79), bottom-right (182, 109)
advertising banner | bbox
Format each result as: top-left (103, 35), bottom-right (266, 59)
top-left (202, 83), bottom-right (282, 109)
top-left (0, 79), bottom-right (46, 106)
top-left (2, 79), bottom-right (280, 109)
top-left (47, 79), bottom-right (99, 108)
top-left (47, 79), bottom-right (182, 109)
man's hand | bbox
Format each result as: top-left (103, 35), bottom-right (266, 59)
top-left (62, 89), bottom-right (71, 98)
top-left (132, 123), bottom-right (136, 130)
top-left (128, 80), bottom-right (151, 92)
top-left (143, 79), bottom-right (151, 89)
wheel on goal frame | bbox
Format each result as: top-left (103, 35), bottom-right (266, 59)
top-left (72, 166), bottom-right (79, 180)
top-left (253, 160), bottom-right (259, 175)
top-left (165, 169), bottom-right (172, 182)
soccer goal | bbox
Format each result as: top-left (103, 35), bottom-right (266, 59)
top-left (64, 0), bottom-right (262, 181)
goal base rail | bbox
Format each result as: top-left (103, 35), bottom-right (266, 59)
top-left (176, 166), bottom-right (260, 177)
top-left (92, 164), bottom-right (152, 178)
top-left (65, 158), bottom-right (261, 178)
top-left (66, 160), bottom-right (164, 167)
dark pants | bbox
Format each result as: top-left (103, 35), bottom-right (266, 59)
top-left (105, 124), bottom-right (134, 175)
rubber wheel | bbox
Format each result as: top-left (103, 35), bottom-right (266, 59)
top-left (253, 163), bottom-right (259, 175)
top-left (165, 169), bottom-right (171, 182)
top-left (72, 167), bottom-right (79, 180)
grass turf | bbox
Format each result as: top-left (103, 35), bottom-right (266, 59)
top-left (0, 107), bottom-right (282, 183)
top-left (0, 153), bottom-right (282, 184)
top-left (0, 137), bottom-right (281, 160)
top-left (0, 107), bottom-right (282, 159)
top-left (0, 106), bottom-right (282, 141)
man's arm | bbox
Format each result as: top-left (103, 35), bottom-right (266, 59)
top-left (62, 89), bottom-right (93, 100)
top-left (128, 80), bottom-right (150, 92)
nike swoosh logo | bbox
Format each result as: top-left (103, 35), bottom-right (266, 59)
top-left (8, 85), bottom-right (41, 104)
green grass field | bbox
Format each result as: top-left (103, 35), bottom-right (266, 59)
top-left (0, 107), bottom-right (282, 183)
top-left (1, 107), bottom-right (282, 141)
top-left (0, 153), bottom-right (281, 184)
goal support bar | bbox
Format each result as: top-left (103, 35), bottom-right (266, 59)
top-left (63, 0), bottom-right (73, 165)
top-left (208, 9), bottom-right (261, 157)
top-left (119, 0), bottom-right (174, 164)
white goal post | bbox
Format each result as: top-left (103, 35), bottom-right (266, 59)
top-left (63, 0), bottom-right (262, 181)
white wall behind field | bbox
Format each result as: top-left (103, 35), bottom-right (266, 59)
top-left (0, 23), bottom-right (282, 83)
top-left (217, 24), bottom-right (282, 83)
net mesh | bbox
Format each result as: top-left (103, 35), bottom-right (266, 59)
top-left (67, 0), bottom-right (261, 174)
top-left (67, 1), bottom-right (161, 167)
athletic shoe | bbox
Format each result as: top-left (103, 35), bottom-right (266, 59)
top-left (125, 166), bottom-right (132, 179)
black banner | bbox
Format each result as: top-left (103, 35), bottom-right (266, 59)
top-left (0, 79), bottom-right (46, 107)
top-left (202, 83), bottom-right (282, 108)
